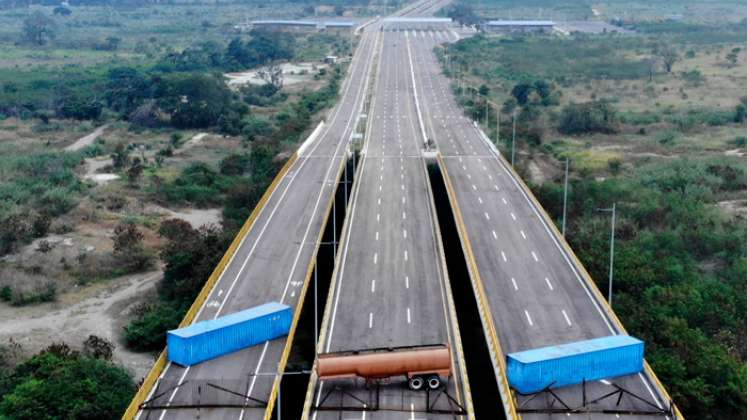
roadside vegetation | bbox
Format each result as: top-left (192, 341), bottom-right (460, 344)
top-left (442, 2), bottom-right (747, 418)
top-left (0, 1), bottom-right (360, 417)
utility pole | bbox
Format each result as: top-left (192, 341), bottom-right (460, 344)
top-left (496, 106), bottom-right (500, 143)
top-left (597, 203), bottom-right (617, 307)
top-left (562, 157), bottom-right (569, 237)
top-left (511, 112), bottom-right (517, 167)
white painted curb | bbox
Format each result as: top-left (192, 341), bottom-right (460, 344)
top-left (297, 121), bottom-right (326, 156)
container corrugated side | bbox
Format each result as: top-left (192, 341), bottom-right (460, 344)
top-left (507, 335), bottom-right (644, 394)
top-left (167, 303), bottom-right (292, 366)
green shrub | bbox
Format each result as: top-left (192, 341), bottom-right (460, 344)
top-left (123, 302), bottom-right (183, 351)
top-left (0, 344), bottom-right (135, 419)
top-left (558, 101), bottom-right (618, 135)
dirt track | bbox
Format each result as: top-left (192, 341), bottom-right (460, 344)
top-left (0, 270), bottom-right (161, 380)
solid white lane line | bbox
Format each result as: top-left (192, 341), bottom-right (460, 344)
top-left (492, 230), bottom-right (497, 239)
top-left (545, 277), bottom-right (554, 291)
top-left (511, 278), bottom-right (518, 291)
top-left (531, 251), bottom-right (539, 262)
top-left (369, 312), bottom-right (373, 328)
top-left (562, 310), bottom-right (572, 326)
top-left (524, 310), bottom-right (534, 326)
top-left (501, 251), bottom-right (507, 262)
top-left (520, 230), bottom-right (526, 239)
top-left (407, 308), bottom-right (411, 324)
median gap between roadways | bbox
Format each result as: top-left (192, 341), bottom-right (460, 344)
top-left (272, 151), bottom-right (358, 420)
top-left (427, 161), bottom-right (505, 420)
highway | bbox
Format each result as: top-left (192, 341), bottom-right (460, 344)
top-left (407, 28), bottom-right (678, 419)
top-left (127, 2), bottom-right (459, 420)
top-left (134, 18), bottom-right (379, 420)
top-left (304, 29), bottom-right (471, 420)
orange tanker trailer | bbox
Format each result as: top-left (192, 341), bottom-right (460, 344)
top-left (317, 343), bottom-right (452, 390)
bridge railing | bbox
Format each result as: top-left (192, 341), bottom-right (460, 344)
top-left (121, 153), bottom-right (299, 420)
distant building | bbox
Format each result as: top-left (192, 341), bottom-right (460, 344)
top-left (325, 56), bottom-right (338, 65)
top-left (483, 20), bottom-right (556, 34)
top-left (381, 17), bottom-right (454, 31)
top-left (235, 20), bottom-right (358, 33)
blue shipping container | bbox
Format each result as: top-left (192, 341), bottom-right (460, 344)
top-left (167, 302), bottom-right (292, 366)
top-left (506, 335), bottom-right (644, 394)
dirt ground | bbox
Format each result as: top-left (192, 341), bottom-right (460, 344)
top-left (65, 124), bottom-right (110, 151)
top-left (0, 270), bottom-right (161, 380)
top-left (225, 62), bottom-right (328, 88)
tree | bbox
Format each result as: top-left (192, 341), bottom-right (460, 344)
top-left (219, 153), bottom-right (250, 176)
top-left (511, 83), bottom-right (534, 106)
top-left (446, 3), bottom-right (479, 26)
top-left (257, 64), bottom-right (284, 91)
top-left (82, 335), bottom-right (114, 361)
top-left (735, 104), bottom-right (746, 123)
top-left (110, 143), bottom-right (130, 170)
top-left (558, 101), bottom-right (618, 135)
top-left (53, 6), bottom-right (72, 16)
top-left (726, 47), bottom-right (741, 67)
top-left (659, 46), bottom-right (679, 73)
top-left (112, 223), bottom-right (152, 272)
top-left (55, 90), bottom-right (103, 120)
top-left (0, 344), bottom-right (134, 419)
top-left (127, 157), bottom-right (144, 184)
top-left (154, 73), bottom-right (232, 129)
top-left (105, 67), bottom-right (150, 115)
top-left (645, 56), bottom-right (659, 81)
top-left (21, 11), bottom-right (56, 46)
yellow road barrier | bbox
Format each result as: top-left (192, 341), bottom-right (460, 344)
top-left (437, 154), bottom-right (520, 420)
top-left (491, 150), bottom-right (684, 420)
top-left (122, 153), bottom-right (299, 420)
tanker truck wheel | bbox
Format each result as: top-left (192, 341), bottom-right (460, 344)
top-left (408, 376), bottom-right (424, 391)
top-left (427, 375), bottom-right (442, 390)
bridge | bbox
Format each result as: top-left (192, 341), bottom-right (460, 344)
top-left (124, 1), bottom-right (683, 419)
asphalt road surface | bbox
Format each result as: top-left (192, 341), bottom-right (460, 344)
top-left (407, 28), bottom-right (675, 419)
top-left (407, 27), bottom-right (668, 419)
top-left (307, 30), bottom-right (470, 420)
top-left (137, 22), bottom-right (378, 420)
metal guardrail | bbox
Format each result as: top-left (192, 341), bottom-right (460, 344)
top-left (122, 153), bottom-right (299, 420)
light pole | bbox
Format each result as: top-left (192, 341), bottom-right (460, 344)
top-left (596, 203), bottom-right (617, 307)
top-left (511, 111), bottom-right (517, 167)
top-left (496, 106), bottom-right (500, 143)
top-left (562, 157), bottom-right (569, 237)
